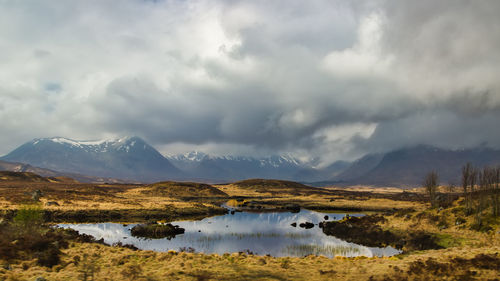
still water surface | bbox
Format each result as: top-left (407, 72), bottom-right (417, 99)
top-left (59, 209), bottom-right (400, 258)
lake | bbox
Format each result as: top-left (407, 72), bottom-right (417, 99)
top-left (58, 209), bottom-right (400, 258)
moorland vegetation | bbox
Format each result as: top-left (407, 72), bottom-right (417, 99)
top-left (0, 168), bottom-right (498, 280)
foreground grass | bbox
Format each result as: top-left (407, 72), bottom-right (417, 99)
top-left (1, 243), bottom-right (499, 281)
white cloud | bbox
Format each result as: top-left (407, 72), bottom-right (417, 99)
top-left (323, 13), bottom-right (392, 78)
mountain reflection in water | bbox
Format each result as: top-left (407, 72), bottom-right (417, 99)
top-left (58, 209), bottom-right (401, 258)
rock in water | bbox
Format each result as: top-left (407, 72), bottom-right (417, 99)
top-left (299, 222), bottom-right (314, 229)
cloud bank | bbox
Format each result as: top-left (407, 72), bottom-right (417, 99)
top-left (1, 0), bottom-right (499, 164)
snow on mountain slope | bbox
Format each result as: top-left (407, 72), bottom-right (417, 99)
top-left (167, 152), bottom-right (314, 181)
top-left (1, 137), bottom-right (347, 183)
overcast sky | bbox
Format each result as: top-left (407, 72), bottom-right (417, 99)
top-left (1, 0), bottom-right (499, 165)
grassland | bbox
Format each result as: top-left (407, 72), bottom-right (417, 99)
top-left (218, 179), bottom-right (428, 212)
top-left (0, 173), bottom-right (499, 280)
top-left (1, 240), bottom-right (498, 280)
top-left (0, 175), bottom-right (227, 222)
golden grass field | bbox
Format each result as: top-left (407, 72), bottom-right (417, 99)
top-left (0, 174), bottom-right (499, 280)
top-left (1, 243), bottom-right (499, 281)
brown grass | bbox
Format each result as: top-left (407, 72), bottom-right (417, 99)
top-left (0, 242), bottom-right (498, 281)
top-left (218, 183), bottom-right (428, 212)
top-left (0, 177), bottom-right (227, 223)
top-left (140, 181), bottom-right (228, 198)
top-left (0, 180), bottom-right (225, 212)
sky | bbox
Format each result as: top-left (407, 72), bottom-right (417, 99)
top-left (1, 0), bottom-right (499, 165)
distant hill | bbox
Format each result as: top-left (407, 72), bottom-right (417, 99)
top-left (0, 159), bottom-right (59, 177)
top-left (294, 160), bottom-right (351, 183)
top-left (0, 159), bottom-right (127, 183)
top-left (0, 171), bottom-right (49, 182)
top-left (1, 137), bottom-right (183, 182)
top-left (333, 154), bottom-right (384, 182)
top-left (333, 145), bottom-right (500, 187)
top-left (232, 178), bottom-right (323, 195)
top-left (142, 181), bottom-right (228, 198)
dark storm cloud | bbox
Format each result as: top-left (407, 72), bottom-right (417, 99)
top-left (0, 0), bottom-right (499, 163)
top-left (348, 0), bottom-right (500, 156)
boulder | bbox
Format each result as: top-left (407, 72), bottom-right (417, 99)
top-left (45, 201), bottom-right (60, 206)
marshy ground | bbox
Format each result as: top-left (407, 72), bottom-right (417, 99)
top-left (0, 172), bottom-right (499, 280)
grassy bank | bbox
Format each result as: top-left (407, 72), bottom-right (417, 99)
top-left (1, 242), bottom-right (498, 281)
top-left (0, 204), bottom-right (227, 223)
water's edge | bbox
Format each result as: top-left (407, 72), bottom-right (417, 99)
top-left (59, 209), bottom-right (401, 258)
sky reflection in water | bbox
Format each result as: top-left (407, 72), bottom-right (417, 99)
top-left (59, 209), bottom-right (400, 258)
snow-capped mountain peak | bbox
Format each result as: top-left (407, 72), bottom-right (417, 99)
top-left (2, 136), bottom-right (181, 181)
top-left (184, 151), bottom-right (209, 161)
top-left (168, 151), bottom-right (303, 166)
top-left (34, 137), bottom-right (85, 147)
top-left (30, 136), bottom-right (150, 154)
top-left (168, 151), bottom-right (208, 162)
top-left (164, 151), bottom-right (309, 181)
top-left (35, 136), bottom-right (125, 146)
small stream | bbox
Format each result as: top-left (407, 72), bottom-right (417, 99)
top-left (58, 209), bottom-right (400, 258)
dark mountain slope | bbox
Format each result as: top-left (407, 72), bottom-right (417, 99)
top-left (1, 137), bottom-right (183, 182)
top-left (335, 145), bottom-right (500, 187)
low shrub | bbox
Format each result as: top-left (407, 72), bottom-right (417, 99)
top-left (0, 204), bottom-right (101, 267)
top-left (0, 223), bottom-right (66, 267)
top-left (13, 204), bottom-right (44, 229)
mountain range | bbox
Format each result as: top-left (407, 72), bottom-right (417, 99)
top-left (165, 151), bottom-right (333, 182)
top-left (0, 137), bottom-right (182, 182)
top-left (1, 137), bottom-right (499, 187)
top-left (332, 145), bottom-right (500, 187)
top-left (0, 137), bottom-right (331, 183)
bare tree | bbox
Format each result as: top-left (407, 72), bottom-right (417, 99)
top-left (461, 164), bottom-right (499, 221)
top-left (494, 167), bottom-right (500, 217)
top-left (469, 167), bottom-right (478, 215)
top-left (476, 168), bottom-right (489, 226)
top-left (424, 171), bottom-right (439, 208)
top-left (462, 163), bottom-right (472, 214)
top-left (484, 166), bottom-right (500, 217)
top-left (447, 183), bottom-right (455, 206)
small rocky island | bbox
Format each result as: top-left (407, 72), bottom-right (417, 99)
top-left (131, 222), bottom-right (185, 239)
